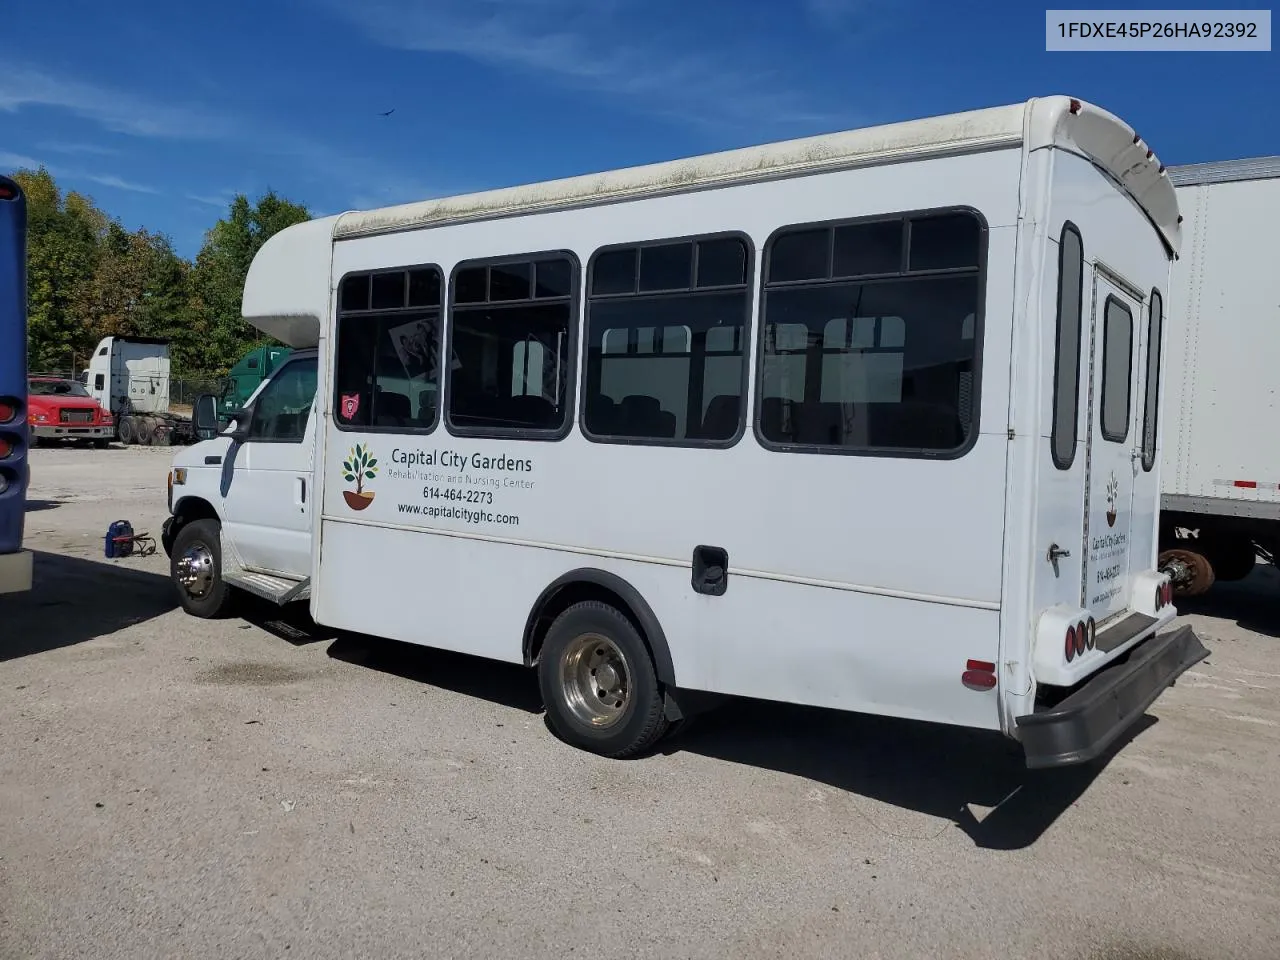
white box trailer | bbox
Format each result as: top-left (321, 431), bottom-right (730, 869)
top-left (160, 96), bottom-right (1206, 769)
top-left (1160, 157), bottom-right (1280, 596)
top-left (84, 336), bottom-right (195, 445)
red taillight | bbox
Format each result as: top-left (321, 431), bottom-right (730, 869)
top-left (0, 435), bottom-right (10, 459)
top-left (0, 184), bottom-right (14, 201)
top-left (0, 400), bottom-right (15, 423)
top-left (1076, 621), bottom-right (1087, 657)
top-left (1065, 625), bottom-right (1077, 662)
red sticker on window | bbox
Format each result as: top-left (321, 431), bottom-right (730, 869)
top-left (340, 394), bottom-right (360, 420)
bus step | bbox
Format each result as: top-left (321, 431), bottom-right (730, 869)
top-left (224, 570), bottom-right (311, 606)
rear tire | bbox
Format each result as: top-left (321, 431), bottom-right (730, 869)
top-left (170, 518), bottom-right (236, 619)
top-left (118, 418), bottom-right (135, 445)
top-left (538, 601), bottom-right (670, 759)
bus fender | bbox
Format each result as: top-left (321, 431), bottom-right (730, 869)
top-left (523, 567), bottom-right (677, 689)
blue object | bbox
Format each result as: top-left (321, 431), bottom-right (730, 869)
top-left (104, 520), bottom-right (136, 559)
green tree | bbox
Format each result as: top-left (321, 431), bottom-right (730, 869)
top-left (13, 168), bottom-right (106, 371)
top-left (190, 190), bottom-right (311, 373)
top-left (71, 225), bottom-right (194, 351)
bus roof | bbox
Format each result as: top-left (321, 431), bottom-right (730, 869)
top-left (244, 95), bottom-right (1180, 348)
top-left (329, 95), bottom-right (1179, 255)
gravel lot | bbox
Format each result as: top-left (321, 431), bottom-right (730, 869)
top-left (3, 445), bottom-right (1279, 960)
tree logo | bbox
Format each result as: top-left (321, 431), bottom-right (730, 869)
top-left (342, 443), bottom-right (378, 511)
top-left (1105, 471), bottom-right (1119, 528)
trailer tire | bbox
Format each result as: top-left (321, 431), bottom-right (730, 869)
top-left (170, 518), bottom-right (236, 619)
top-left (538, 600), bottom-right (670, 759)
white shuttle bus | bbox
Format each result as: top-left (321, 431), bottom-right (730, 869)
top-left (163, 96), bottom-right (1207, 768)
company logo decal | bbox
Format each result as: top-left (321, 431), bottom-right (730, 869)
top-left (342, 442), bottom-right (378, 511)
top-left (1106, 471), bottom-right (1119, 527)
top-left (340, 393), bottom-right (360, 420)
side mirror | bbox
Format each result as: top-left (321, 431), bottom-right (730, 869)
top-left (226, 405), bottom-right (253, 444)
top-left (192, 393), bottom-right (219, 438)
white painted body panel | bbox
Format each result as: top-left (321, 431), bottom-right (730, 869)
top-left (177, 96), bottom-right (1180, 739)
top-left (1164, 166), bottom-right (1280, 506)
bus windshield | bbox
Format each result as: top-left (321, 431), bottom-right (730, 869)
top-left (0, 173), bottom-right (29, 572)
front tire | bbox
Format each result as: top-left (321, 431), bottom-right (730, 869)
top-left (538, 601), bottom-right (669, 758)
top-left (170, 518), bottom-right (235, 619)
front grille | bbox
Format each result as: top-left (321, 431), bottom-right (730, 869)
top-left (59, 409), bottom-right (94, 424)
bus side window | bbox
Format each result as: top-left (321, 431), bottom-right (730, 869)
top-left (334, 266), bottom-right (443, 433)
top-left (758, 211), bottom-right (984, 456)
top-left (446, 255), bottom-right (577, 438)
top-left (583, 235), bottom-right (752, 446)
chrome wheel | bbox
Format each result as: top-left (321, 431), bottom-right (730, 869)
top-left (176, 541), bottom-right (215, 599)
top-left (559, 632), bottom-right (631, 728)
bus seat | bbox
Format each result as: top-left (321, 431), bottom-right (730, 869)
top-left (375, 391), bottom-right (411, 426)
top-left (506, 394), bottom-right (559, 429)
top-left (795, 402), bottom-right (844, 445)
top-left (698, 394), bottom-right (741, 440)
top-left (586, 394), bottom-right (618, 434)
top-left (618, 395), bottom-right (676, 438)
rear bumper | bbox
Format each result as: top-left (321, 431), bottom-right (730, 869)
top-left (0, 549), bottom-right (33, 594)
top-left (1015, 624), bottom-right (1208, 769)
top-left (32, 425), bottom-right (111, 439)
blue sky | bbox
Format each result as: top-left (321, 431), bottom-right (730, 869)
top-left (2, 0), bottom-right (1276, 258)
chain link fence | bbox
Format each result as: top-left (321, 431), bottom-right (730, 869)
top-left (170, 377), bottom-right (225, 409)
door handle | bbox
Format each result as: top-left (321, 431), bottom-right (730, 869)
top-left (297, 476), bottom-right (307, 508)
top-left (1047, 543), bottom-right (1071, 578)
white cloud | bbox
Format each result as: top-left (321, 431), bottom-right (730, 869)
top-left (82, 174), bottom-right (160, 195)
top-left (186, 192), bottom-right (235, 208)
top-left (0, 64), bottom-right (235, 140)
top-left (0, 150), bottom-right (44, 172)
top-left (322, 0), bottom-right (837, 130)
top-left (0, 63), bottom-right (444, 212)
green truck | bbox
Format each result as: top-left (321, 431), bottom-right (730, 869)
top-left (218, 345), bottom-right (292, 425)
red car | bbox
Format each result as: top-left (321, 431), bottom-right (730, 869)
top-left (27, 376), bottom-right (114, 447)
